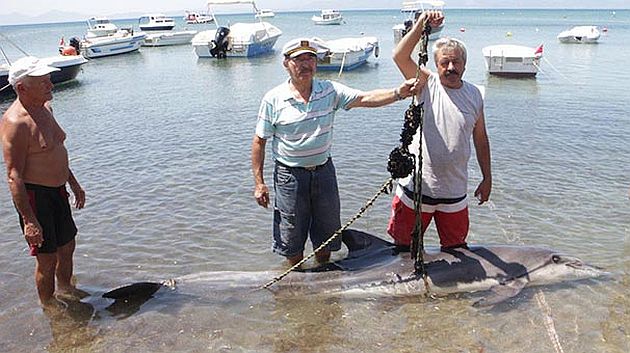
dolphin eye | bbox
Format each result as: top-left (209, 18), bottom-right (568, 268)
top-left (552, 255), bottom-right (561, 263)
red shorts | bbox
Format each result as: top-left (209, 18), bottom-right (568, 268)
top-left (387, 195), bottom-right (469, 249)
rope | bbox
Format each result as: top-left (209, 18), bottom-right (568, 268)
top-left (0, 33), bottom-right (30, 56)
top-left (0, 45), bottom-right (11, 64)
top-left (535, 289), bottom-right (565, 353)
top-left (262, 178), bottom-right (393, 289)
top-left (337, 52), bottom-right (347, 77)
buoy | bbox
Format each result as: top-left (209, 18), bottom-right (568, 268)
top-left (459, 27), bottom-right (465, 32)
top-left (602, 26), bottom-right (608, 32)
top-left (506, 31), bottom-right (513, 37)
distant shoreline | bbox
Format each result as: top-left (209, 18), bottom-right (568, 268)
top-left (0, 7), bottom-right (626, 27)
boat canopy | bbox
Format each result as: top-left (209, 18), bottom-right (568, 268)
top-left (207, 0), bottom-right (256, 5)
top-left (401, 0), bottom-right (445, 12)
top-left (482, 44), bottom-right (539, 58)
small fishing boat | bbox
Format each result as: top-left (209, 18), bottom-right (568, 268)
top-left (138, 14), bottom-right (176, 31)
top-left (85, 17), bottom-right (118, 38)
top-left (1, 43), bottom-right (88, 92)
top-left (482, 44), bottom-right (543, 77)
top-left (314, 36), bottom-right (379, 71)
top-left (393, 0), bottom-right (445, 43)
top-left (142, 30), bottom-right (198, 47)
top-left (184, 11), bottom-right (214, 24)
top-left (192, 0), bottom-right (282, 58)
top-left (255, 9), bottom-right (275, 19)
top-left (557, 26), bottom-right (600, 44)
top-left (80, 28), bottom-right (146, 58)
top-left (312, 10), bottom-right (343, 25)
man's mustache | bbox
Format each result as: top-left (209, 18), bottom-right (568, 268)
top-left (445, 69), bottom-right (459, 76)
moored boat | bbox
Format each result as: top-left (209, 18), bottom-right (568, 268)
top-left (557, 26), bottom-right (600, 44)
top-left (143, 30), bottom-right (198, 47)
top-left (313, 36), bottom-right (379, 71)
top-left (393, 0), bottom-right (445, 43)
top-left (255, 9), bottom-right (275, 19)
top-left (482, 44), bottom-right (543, 77)
top-left (138, 14), bottom-right (176, 31)
top-left (312, 9), bottom-right (343, 25)
top-left (85, 17), bottom-right (118, 38)
top-left (192, 0), bottom-right (282, 58)
top-left (80, 29), bottom-right (146, 58)
top-left (184, 11), bottom-right (214, 24)
top-left (1, 54), bottom-right (88, 93)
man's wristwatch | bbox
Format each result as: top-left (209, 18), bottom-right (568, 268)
top-left (394, 87), bottom-right (404, 101)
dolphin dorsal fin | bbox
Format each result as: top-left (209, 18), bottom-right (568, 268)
top-left (342, 228), bottom-right (395, 254)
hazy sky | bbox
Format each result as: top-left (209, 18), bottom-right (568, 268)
top-left (1, 0), bottom-right (627, 17)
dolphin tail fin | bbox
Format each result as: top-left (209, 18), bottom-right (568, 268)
top-left (473, 278), bottom-right (528, 307)
top-left (102, 281), bottom-right (164, 300)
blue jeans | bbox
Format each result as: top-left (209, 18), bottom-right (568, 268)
top-left (272, 158), bottom-right (342, 257)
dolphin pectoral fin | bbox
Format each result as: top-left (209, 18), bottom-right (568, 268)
top-left (473, 278), bottom-right (528, 307)
top-left (102, 282), bottom-right (164, 300)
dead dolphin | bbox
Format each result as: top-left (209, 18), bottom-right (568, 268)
top-left (104, 229), bottom-right (606, 306)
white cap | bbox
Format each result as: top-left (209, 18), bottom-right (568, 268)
top-left (8, 56), bottom-right (60, 86)
top-left (282, 38), bottom-right (322, 58)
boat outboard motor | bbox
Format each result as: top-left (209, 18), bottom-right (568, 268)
top-left (210, 26), bottom-right (230, 59)
top-left (401, 20), bottom-right (413, 38)
top-left (69, 37), bottom-right (81, 54)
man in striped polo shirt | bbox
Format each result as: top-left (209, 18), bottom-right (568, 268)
top-left (252, 38), bottom-right (419, 266)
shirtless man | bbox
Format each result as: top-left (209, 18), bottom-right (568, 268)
top-left (0, 56), bottom-right (87, 307)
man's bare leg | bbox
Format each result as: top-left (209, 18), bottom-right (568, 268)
top-left (315, 249), bottom-right (331, 264)
top-left (35, 253), bottom-right (58, 306)
top-left (55, 240), bottom-right (74, 291)
top-left (287, 253), bottom-right (303, 267)
top-left (55, 240), bottom-right (88, 299)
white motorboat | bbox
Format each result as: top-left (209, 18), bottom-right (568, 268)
top-left (393, 1), bottom-right (445, 43)
top-left (80, 28), bottom-right (146, 58)
top-left (143, 30), bottom-right (198, 47)
top-left (0, 63), bottom-right (9, 91)
top-left (557, 26), bottom-right (601, 44)
top-left (1, 42), bottom-right (88, 92)
top-left (184, 11), bottom-right (213, 24)
top-left (43, 55), bottom-right (89, 82)
top-left (313, 36), bottom-right (379, 72)
top-left (138, 14), bottom-right (176, 31)
top-left (255, 9), bottom-right (275, 19)
top-left (192, 0), bottom-right (282, 58)
top-left (312, 10), bottom-right (343, 25)
top-left (482, 44), bottom-right (543, 77)
top-left (85, 17), bottom-right (118, 38)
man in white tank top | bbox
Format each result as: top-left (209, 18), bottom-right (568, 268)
top-left (387, 11), bottom-right (492, 250)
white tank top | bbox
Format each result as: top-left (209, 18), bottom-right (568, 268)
top-left (398, 73), bottom-right (484, 201)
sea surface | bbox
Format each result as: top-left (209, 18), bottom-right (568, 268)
top-left (0, 8), bottom-right (628, 353)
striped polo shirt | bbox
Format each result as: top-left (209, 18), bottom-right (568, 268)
top-left (255, 79), bottom-right (361, 167)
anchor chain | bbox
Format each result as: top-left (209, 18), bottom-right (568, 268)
top-left (387, 21), bottom-right (432, 280)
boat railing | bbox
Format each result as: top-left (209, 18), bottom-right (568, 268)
top-left (206, 0), bottom-right (267, 27)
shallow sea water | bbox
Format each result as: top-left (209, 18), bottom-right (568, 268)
top-left (0, 8), bottom-right (628, 353)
